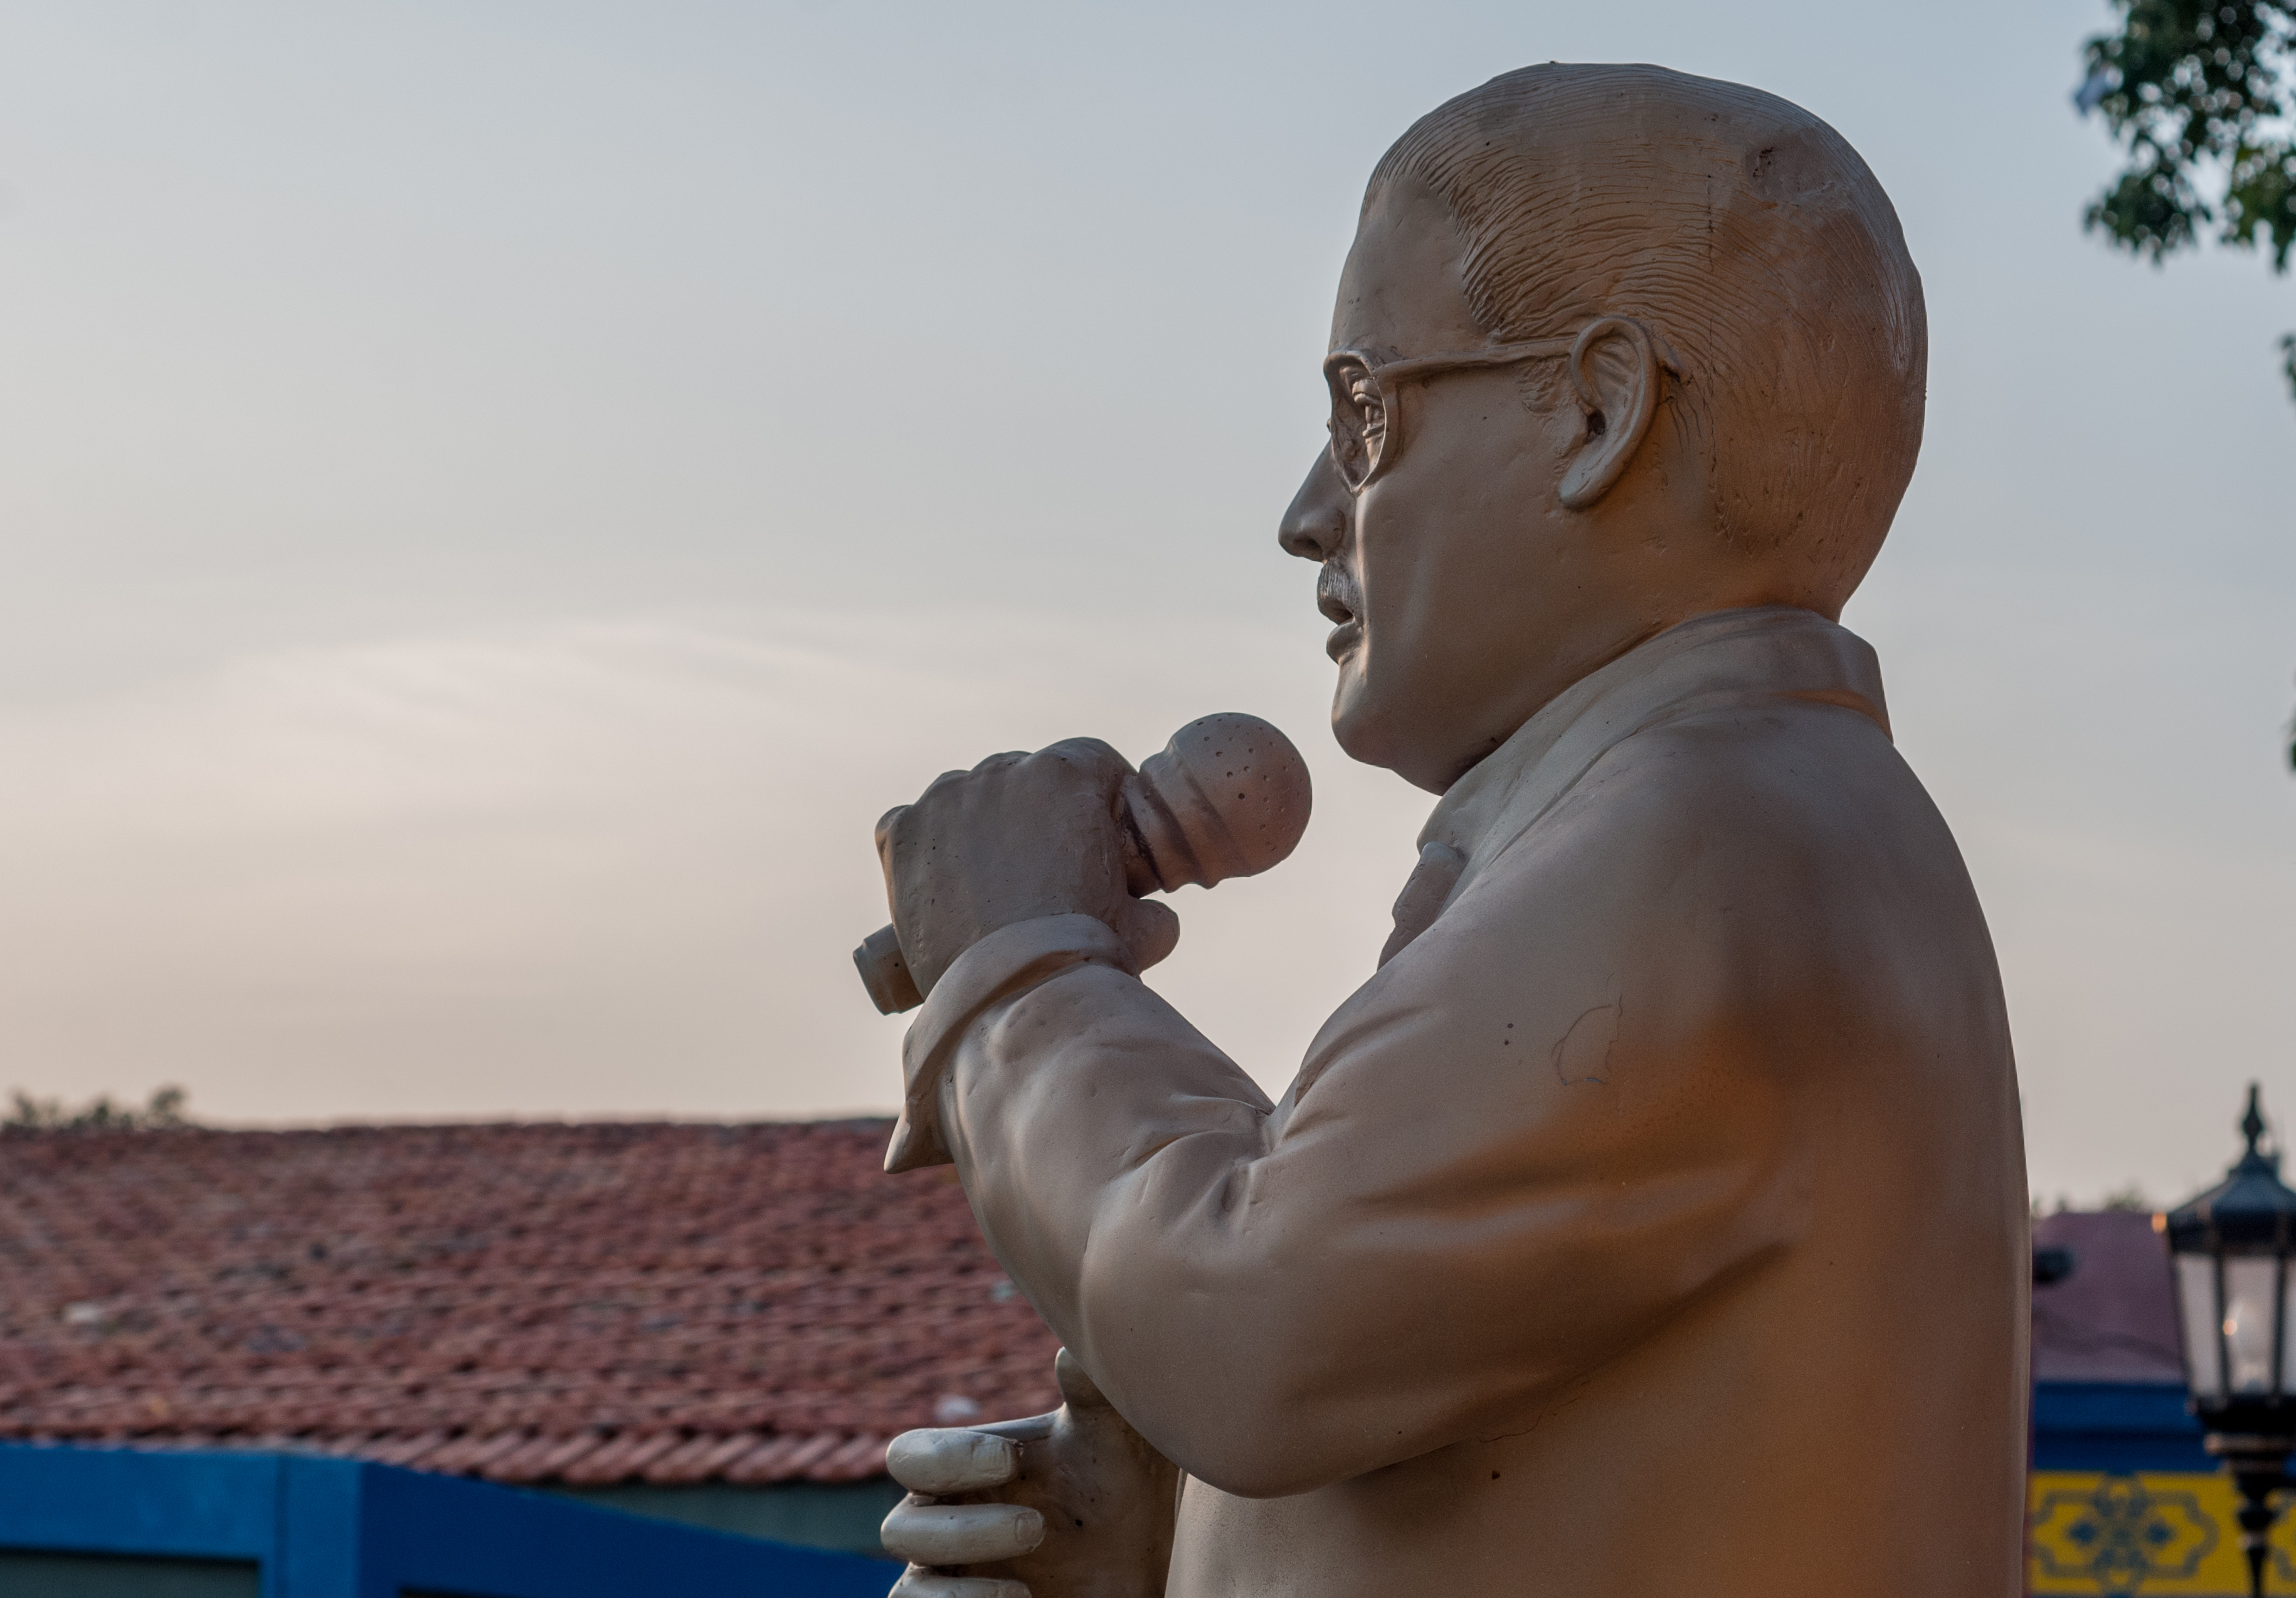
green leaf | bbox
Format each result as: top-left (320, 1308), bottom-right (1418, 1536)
top-left (2078, 1), bottom-right (2295, 399)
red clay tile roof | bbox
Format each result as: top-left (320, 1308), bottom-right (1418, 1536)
top-left (0, 1120), bottom-right (1061, 1484)
top-left (2031, 1209), bottom-right (2184, 1384)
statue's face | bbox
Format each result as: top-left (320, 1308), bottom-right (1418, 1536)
top-left (1276, 179), bottom-right (1599, 793)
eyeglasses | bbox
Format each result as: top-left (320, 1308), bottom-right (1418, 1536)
top-left (1323, 319), bottom-right (1682, 493)
top-left (1322, 336), bottom-right (1575, 493)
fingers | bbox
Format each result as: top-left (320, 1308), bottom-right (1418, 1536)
top-left (881, 1499), bottom-right (1047, 1566)
top-left (889, 1570), bottom-right (1029, 1598)
top-left (926, 754), bottom-right (1023, 794)
top-left (886, 1428), bottom-right (1022, 1494)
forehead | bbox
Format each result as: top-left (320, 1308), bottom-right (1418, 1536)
top-left (1330, 176), bottom-right (1486, 357)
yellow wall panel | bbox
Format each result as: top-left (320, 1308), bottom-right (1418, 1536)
top-left (2029, 1472), bottom-right (2296, 1595)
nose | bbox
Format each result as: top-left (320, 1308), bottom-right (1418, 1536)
top-left (1278, 448), bottom-right (1348, 563)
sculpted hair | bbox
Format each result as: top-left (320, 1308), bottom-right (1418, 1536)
top-left (1370, 63), bottom-right (1927, 608)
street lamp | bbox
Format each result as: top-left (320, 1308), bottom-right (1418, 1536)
top-left (2164, 1083), bottom-right (2296, 1598)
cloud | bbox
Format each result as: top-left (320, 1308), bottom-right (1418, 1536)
top-left (0, 608), bottom-right (1422, 1124)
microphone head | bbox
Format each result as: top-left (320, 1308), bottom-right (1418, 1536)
top-left (1128, 712), bottom-right (1313, 892)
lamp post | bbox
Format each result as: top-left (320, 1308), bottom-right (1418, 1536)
top-left (2164, 1084), bottom-right (2296, 1598)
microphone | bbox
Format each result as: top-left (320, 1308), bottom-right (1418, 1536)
top-left (854, 712), bottom-right (1313, 1014)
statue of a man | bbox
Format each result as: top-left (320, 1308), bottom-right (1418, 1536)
top-left (874, 63), bottom-right (2028, 1598)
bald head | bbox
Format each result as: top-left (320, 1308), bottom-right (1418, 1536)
top-left (1367, 63), bottom-right (1925, 607)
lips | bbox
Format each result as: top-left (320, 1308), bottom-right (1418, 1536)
top-left (1317, 561), bottom-right (1363, 662)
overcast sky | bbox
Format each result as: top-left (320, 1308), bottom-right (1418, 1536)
top-left (0, 0), bottom-right (2288, 1207)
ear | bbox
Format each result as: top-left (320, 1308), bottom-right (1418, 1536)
top-left (1558, 316), bottom-right (1661, 511)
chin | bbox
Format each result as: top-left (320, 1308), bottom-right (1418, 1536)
top-left (1331, 670), bottom-right (1454, 795)
top-left (1330, 702), bottom-right (1380, 769)
top-left (1328, 660), bottom-right (1379, 761)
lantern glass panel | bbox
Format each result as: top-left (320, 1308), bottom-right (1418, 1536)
top-left (2225, 1255), bottom-right (2281, 1394)
top-left (2282, 1265), bottom-right (2296, 1398)
top-left (2179, 1253), bottom-right (2226, 1402)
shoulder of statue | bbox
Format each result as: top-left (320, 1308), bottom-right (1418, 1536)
top-left (1495, 692), bottom-right (1945, 934)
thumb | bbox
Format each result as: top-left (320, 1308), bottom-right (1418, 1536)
top-left (1054, 1347), bottom-right (1114, 1412)
top-left (1113, 897), bottom-right (1180, 973)
top-left (1039, 736), bottom-right (1134, 794)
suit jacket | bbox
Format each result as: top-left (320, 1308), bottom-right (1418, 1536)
top-left (897, 605), bottom-right (2028, 1597)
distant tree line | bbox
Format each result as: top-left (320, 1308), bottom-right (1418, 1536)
top-left (4, 1084), bottom-right (191, 1131)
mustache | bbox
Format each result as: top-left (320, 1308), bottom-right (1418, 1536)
top-left (1316, 561), bottom-right (1361, 625)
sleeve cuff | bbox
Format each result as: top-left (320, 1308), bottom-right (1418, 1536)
top-left (883, 913), bottom-right (1138, 1173)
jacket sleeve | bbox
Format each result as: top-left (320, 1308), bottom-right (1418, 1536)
top-left (928, 763), bottom-right (1816, 1499)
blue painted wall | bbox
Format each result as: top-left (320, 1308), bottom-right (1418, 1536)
top-left (2031, 1380), bottom-right (2212, 1474)
top-left (0, 1444), bottom-right (899, 1598)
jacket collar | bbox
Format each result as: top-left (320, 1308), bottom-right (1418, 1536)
top-left (1418, 605), bottom-right (1890, 877)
